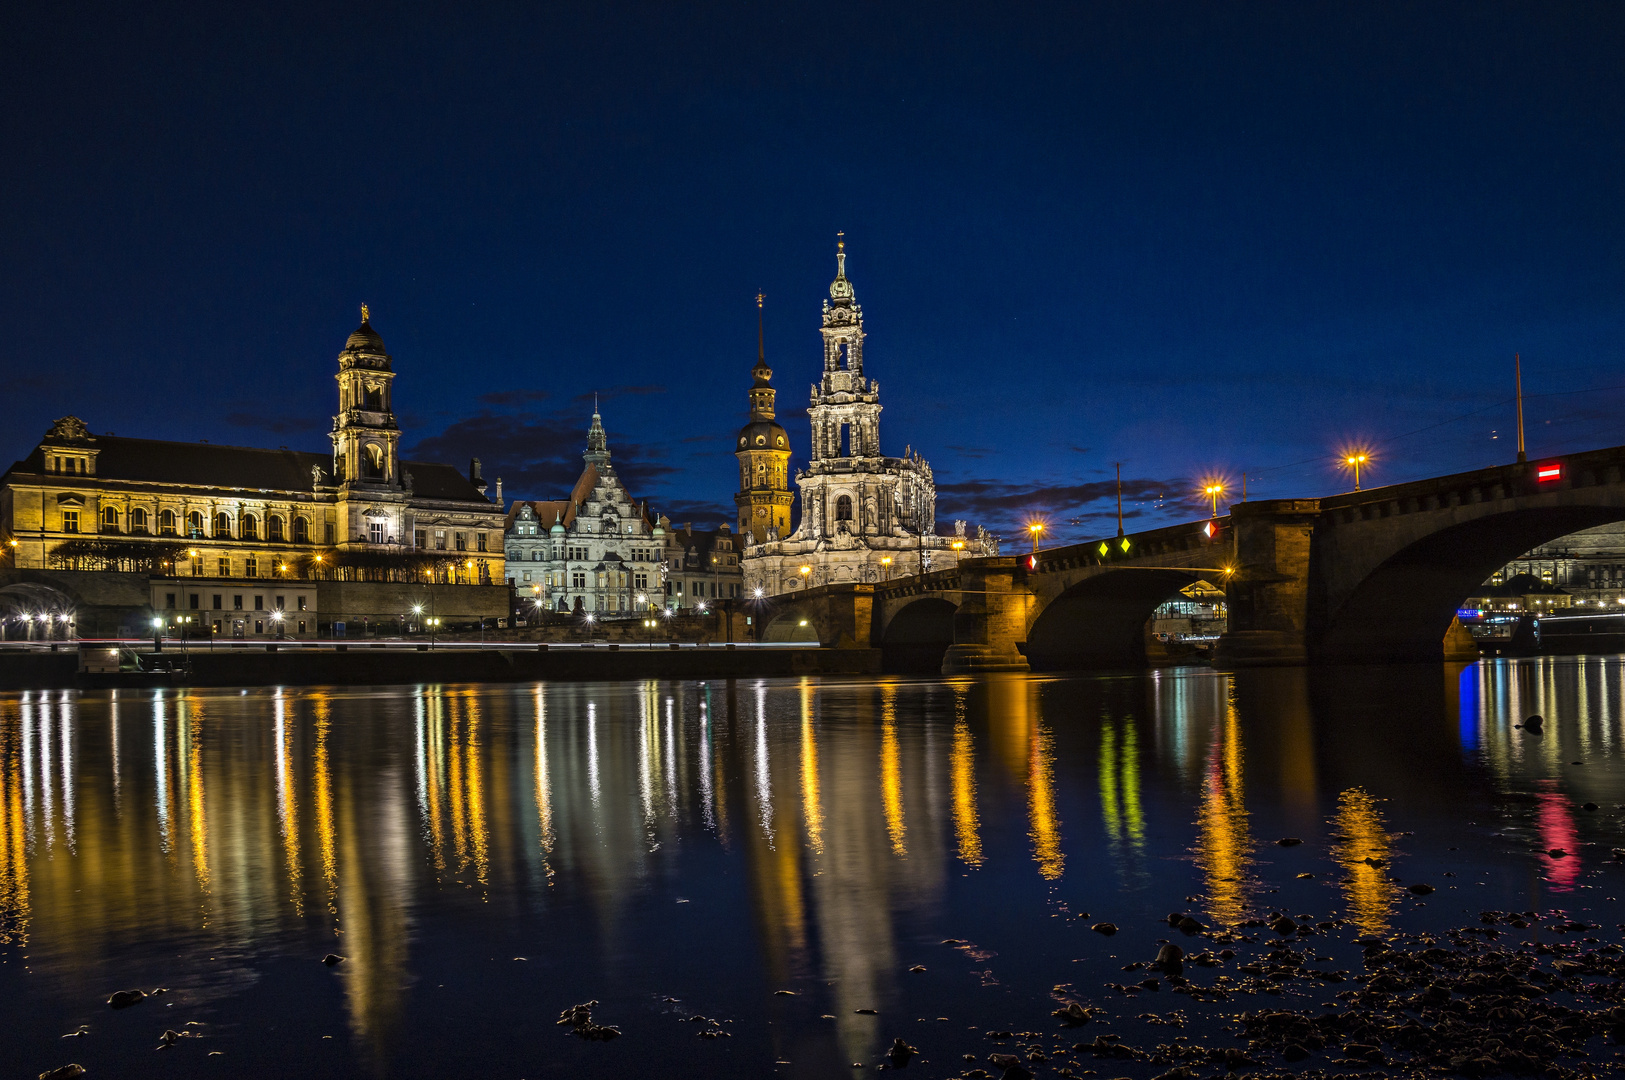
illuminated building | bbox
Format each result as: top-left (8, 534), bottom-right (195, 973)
top-left (733, 295), bottom-right (794, 545)
top-left (741, 240), bottom-right (996, 595)
top-left (0, 310), bottom-right (506, 635)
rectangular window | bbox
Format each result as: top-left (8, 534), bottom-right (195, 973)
top-left (477, 532), bottom-right (488, 552)
top-left (218, 557), bottom-right (231, 577)
top-left (455, 532), bottom-right (467, 551)
top-left (298, 621), bottom-right (306, 634)
top-left (275, 596), bottom-right (285, 610)
top-left (254, 596), bottom-right (264, 611)
top-left (297, 596), bottom-right (307, 611)
top-left (233, 595), bottom-right (244, 610)
top-left (255, 620), bottom-right (263, 634)
top-left (414, 529), bottom-right (426, 549)
top-left (165, 593), bottom-right (176, 609)
top-left (435, 530), bottom-right (447, 551)
top-left (369, 520), bottom-right (384, 544)
top-left (634, 572), bottom-right (648, 589)
top-left (572, 572), bottom-right (586, 589)
top-left (324, 522), bottom-right (335, 544)
top-left (62, 510), bottom-right (79, 533)
top-left (189, 594), bottom-right (199, 609)
top-left (212, 594), bottom-right (222, 610)
top-left (245, 555), bottom-right (258, 577)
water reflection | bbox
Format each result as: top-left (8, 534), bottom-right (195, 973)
top-left (1, 661), bottom-right (1623, 1076)
top-left (1331, 788), bottom-right (1394, 936)
top-left (1193, 687), bottom-right (1254, 926)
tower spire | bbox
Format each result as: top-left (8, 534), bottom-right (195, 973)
top-left (836, 231), bottom-right (846, 279)
top-left (757, 292), bottom-right (765, 362)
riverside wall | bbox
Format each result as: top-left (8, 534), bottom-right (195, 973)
top-left (0, 645), bottom-right (883, 690)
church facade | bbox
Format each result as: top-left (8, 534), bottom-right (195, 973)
top-left (739, 242), bottom-right (997, 596)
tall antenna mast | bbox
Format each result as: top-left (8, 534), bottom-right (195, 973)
top-left (1114, 462), bottom-right (1125, 537)
top-left (1515, 353), bottom-right (1527, 464)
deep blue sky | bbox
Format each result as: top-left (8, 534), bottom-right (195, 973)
top-left (5, 2), bottom-right (1625, 544)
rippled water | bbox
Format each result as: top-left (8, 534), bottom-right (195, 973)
top-left (5, 659), bottom-right (1625, 1077)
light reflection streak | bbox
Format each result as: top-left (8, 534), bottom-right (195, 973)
top-left (0, 701), bottom-right (30, 945)
top-left (950, 689), bottom-right (981, 868)
top-left (535, 688), bottom-right (554, 878)
top-left (1194, 692), bottom-right (1252, 926)
top-left (274, 694), bottom-right (303, 914)
top-left (38, 703), bottom-right (53, 851)
top-left (59, 700), bottom-right (74, 854)
top-left (1028, 714), bottom-right (1063, 880)
top-left (800, 682), bottom-right (823, 855)
top-left (881, 686), bottom-right (906, 857)
top-left (755, 683), bottom-right (773, 844)
top-left (186, 702), bottom-right (210, 908)
top-left (587, 702), bottom-right (600, 808)
top-left (699, 695), bottom-right (715, 832)
top-left (1536, 784), bottom-right (1579, 892)
top-left (1331, 787), bottom-right (1393, 936)
top-left (153, 696), bottom-right (171, 855)
top-left (313, 695), bottom-right (338, 911)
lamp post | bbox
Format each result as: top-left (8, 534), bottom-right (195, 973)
top-left (1203, 481), bottom-right (1226, 518)
top-left (799, 564), bottom-right (811, 590)
top-left (881, 555), bottom-right (892, 582)
top-left (152, 616), bottom-right (163, 653)
top-left (1344, 452), bottom-right (1370, 492)
top-left (270, 609), bottom-right (284, 640)
top-left (1028, 522), bottom-right (1045, 555)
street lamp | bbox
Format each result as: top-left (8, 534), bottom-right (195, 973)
top-left (1202, 479), bottom-right (1226, 518)
top-left (1339, 448), bottom-right (1373, 492)
top-left (752, 586), bottom-right (764, 598)
top-left (270, 609), bottom-right (284, 639)
top-left (880, 555), bottom-right (892, 581)
top-left (1027, 522), bottom-right (1045, 554)
top-left (799, 565), bottom-right (811, 588)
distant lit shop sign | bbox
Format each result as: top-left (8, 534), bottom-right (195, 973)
top-left (1536, 463), bottom-right (1562, 483)
top-left (1457, 608), bottom-right (1483, 619)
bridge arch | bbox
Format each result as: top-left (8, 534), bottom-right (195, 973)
top-left (880, 597), bottom-right (957, 672)
top-left (1315, 506), bottom-right (1625, 662)
top-left (760, 607), bottom-right (823, 643)
top-left (1025, 567), bottom-right (1213, 670)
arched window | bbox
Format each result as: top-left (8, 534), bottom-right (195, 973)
top-left (215, 513), bottom-right (232, 538)
top-left (129, 508), bottom-right (149, 534)
top-left (292, 517), bottom-right (309, 544)
top-left (102, 506), bottom-right (120, 532)
top-left (835, 495), bottom-right (853, 521)
top-left (363, 445), bottom-right (385, 480)
top-left (242, 514), bottom-right (259, 541)
top-left (268, 516), bottom-right (285, 542)
top-left (187, 511), bottom-right (204, 538)
top-left (364, 385), bottom-right (383, 410)
top-left (158, 509), bottom-right (178, 536)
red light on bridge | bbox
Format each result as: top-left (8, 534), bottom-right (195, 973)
top-left (1536, 463), bottom-right (1562, 483)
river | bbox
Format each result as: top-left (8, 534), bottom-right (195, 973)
top-left (4, 659), bottom-right (1625, 1077)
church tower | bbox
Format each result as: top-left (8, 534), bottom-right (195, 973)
top-left (734, 294), bottom-right (794, 544)
top-left (331, 304), bottom-right (401, 489)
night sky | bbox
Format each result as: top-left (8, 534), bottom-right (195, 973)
top-left (6, 2), bottom-right (1624, 545)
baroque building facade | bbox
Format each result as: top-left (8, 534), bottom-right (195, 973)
top-left (504, 409), bottom-right (743, 615)
top-left (740, 242), bottom-right (997, 596)
top-left (0, 310), bottom-right (506, 635)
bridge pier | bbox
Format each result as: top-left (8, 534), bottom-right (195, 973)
top-left (1215, 499), bottom-right (1319, 667)
top-left (941, 558), bottom-right (1034, 674)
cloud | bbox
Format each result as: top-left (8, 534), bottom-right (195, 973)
top-left (477, 389), bottom-right (550, 406)
top-left (649, 500), bottom-right (735, 528)
top-left (224, 412), bottom-right (324, 435)
top-left (935, 474), bottom-right (1198, 538)
top-left (408, 409), bottom-right (680, 503)
top-left (945, 444), bottom-right (996, 459)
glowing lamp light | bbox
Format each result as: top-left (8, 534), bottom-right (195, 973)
top-left (1536, 463), bottom-right (1563, 483)
top-left (753, 587), bottom-right (764, 598)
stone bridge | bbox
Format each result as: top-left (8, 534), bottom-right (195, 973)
top-left (757, 446), bottom-right (1625, 671)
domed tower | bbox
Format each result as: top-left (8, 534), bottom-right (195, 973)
top-left (331, 304), bottom-right (400, 489)
top-left (735, 294), bottom-right (794, 544)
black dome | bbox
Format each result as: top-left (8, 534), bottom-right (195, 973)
top-left (735, 420), bottom-right (789, 452)
top-left (344, 321), bottom-right (387, 353)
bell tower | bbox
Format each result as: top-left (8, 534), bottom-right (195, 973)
top-left (331, 304), bottom-right (401, 489)
top-left (734, 294), bottom-right (794, 544)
